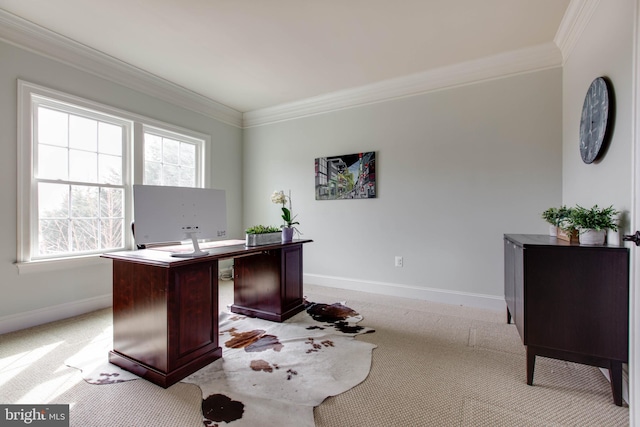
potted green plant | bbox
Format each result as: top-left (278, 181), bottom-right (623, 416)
top-left (245, 225), bottom-right (282, 246)
top-left (568, 204), bottom-right (619, 245)
top-left (541, 206), bottom-right (572, 237)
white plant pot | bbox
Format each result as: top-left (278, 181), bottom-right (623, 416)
top-left (578, 229), bottom-right (606, 245)
top-left (282, 227), bottom-right (294, 242)
top-left (549, 225), bottom-right (558, 237)
top-left (607, 228), bottom-right (621, 246)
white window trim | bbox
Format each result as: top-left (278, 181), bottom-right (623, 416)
top-left (16, 80), bottom-right (211, 273)
top-left (15, 254), bottom-right (113, 275)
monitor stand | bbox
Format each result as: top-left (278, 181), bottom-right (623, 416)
top-left (171, 232), bottom-right (209, 258)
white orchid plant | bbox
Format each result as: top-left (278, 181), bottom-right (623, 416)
top-left (271, 190), bottom-right (300, 230)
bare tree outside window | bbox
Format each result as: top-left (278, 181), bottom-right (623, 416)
top-left (38, 183), bottom-right (124, 255)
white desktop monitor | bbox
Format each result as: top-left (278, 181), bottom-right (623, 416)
top-left (133, 184), bottom-right (227, 257)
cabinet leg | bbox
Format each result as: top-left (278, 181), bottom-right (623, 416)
top-left (507, 307), bottom-right (512, 324)
top-left (526, 347), bottom-right (535, 386)
top-left (609, 361), bottom-right (623, 406)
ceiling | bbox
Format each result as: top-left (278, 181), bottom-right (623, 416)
top-left (0, 0), bottom-right (571, 113)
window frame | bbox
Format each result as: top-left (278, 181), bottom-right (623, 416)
top-left (16, 80), bottom-right (210, 272)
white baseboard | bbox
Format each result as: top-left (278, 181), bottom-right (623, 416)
top-left (1, 276), bottom-right (504, 334)
top-left (0, 294), bottom-right (112, 335)
top-left (304, 274), bottom-right (505, 312)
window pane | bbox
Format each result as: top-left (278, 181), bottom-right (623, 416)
top-left (179, 167), bottom-right (195, 187)
top-left (38, 107), bottom-right (68, 147)
top-left (99, 154), bottom-right (122, 184)
top-left (39, 219), bottom-right (69, 254)
top-left (98, 122), bottom-right (122, 155)
top-left (71, 186), bottom-right (99, 218)
top-left (145, 133), bottom-right (162, 162)
top-left (69, 150), bottom-right (98, 182)
top-left (69, 115), bottom-right (97, 151)
top-left (101, 218), bottom-right (123, 249)
top-left (180, 143), bottom-right (196, 168)
top-left (39, 183), bottom-right (69, 219)
top-left (100, 188), bottom-right (124, 249)
top-left (70, 218), bottom-right (99, 251)
top-left (163, 164), bottom-right (180, 186)
top-left (38, 145), bottom-right (68, 180)
top-left (144, 161), bottom-right (162, 185)
top-left (163, 138), bottom-right (180, 165)
top-left (100, 188), bottom-right (123, 218)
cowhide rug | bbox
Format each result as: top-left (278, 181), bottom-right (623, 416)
top-left (65, 301), bottom-right (376, 426)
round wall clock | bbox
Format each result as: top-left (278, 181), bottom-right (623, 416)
top-left (579, 77), bottom-right (612, 164)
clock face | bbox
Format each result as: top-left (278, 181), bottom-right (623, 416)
top-left (579, 77), bottom-right (610, 164)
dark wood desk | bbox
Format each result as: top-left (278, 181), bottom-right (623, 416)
top-left (504, 234), bottom-right (629, 406)
top-left (102, 239), bottom-right (312, 388)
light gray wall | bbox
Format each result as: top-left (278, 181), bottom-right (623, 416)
top-left (562, 0), bottom-right (634, 234)
top-left (0, 41), bottom-right (243, 329)
top-left (0, 23), bottom-right (576, 328)
top-left (243, 69), bottom-right (563, 306)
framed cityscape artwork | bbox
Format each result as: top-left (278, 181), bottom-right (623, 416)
top-left (314, 152), bottom-right (376, 200)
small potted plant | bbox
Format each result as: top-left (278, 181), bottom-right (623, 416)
top-left (541, 206), bottom-right (572, 237)
top-left (245, 224), bottom-right (282, 246)
top-left (568, 204), bottom-right (619, 245)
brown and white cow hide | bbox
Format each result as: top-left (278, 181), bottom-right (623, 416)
top-left (65, 302), bottom-right (376, 426)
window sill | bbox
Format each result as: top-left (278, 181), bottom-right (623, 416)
top-left (15, 255), bottom-right (112, 275)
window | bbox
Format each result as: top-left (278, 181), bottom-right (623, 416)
top-left (143, 126), bottom-right (201, 187)
top-left (35, 104), bottom-right (128, 257)
top-left (17, 81), bottom-right (209, 264)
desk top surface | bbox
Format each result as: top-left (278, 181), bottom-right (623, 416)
top-left (102, 239), bottom-right (313, 267)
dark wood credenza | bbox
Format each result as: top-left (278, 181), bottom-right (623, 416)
top-left (503, 234), bottom-right (629, 406)
top-left (102, 239), bottom-right (312, 388)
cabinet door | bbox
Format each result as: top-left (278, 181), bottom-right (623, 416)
top-left (112, 260), bottom-right (170, 371)
top-left (170, 262), bottom-right (218, 370)
top-left (234, 251), bottom-right (282, 314)
top-left (525, 246), bottom-right (629, 361)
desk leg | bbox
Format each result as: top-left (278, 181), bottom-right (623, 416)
top-left (609, 361), bottom-right (623, 406)
top-left (526, 347), bottom-right (536, 386)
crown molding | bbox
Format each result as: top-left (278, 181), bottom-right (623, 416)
top-left (243, 42), bottom-right (563, 128)
top-left (0, 9), bottom-right (243, 128)
top-left (554, 0), bottom-right (601, 65)
top-left (0, 8), bottom-right (568, 130)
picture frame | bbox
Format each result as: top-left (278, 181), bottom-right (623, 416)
top-left (315, 152), bottom-right (376, 200)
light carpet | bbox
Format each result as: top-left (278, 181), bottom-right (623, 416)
top-left (64, 301), bottom-right (375, 426)
top-left (0, 282), bottom-right (631, 426)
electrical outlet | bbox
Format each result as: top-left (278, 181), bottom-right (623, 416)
top-left (395, 256), bottom-right (403, 267)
